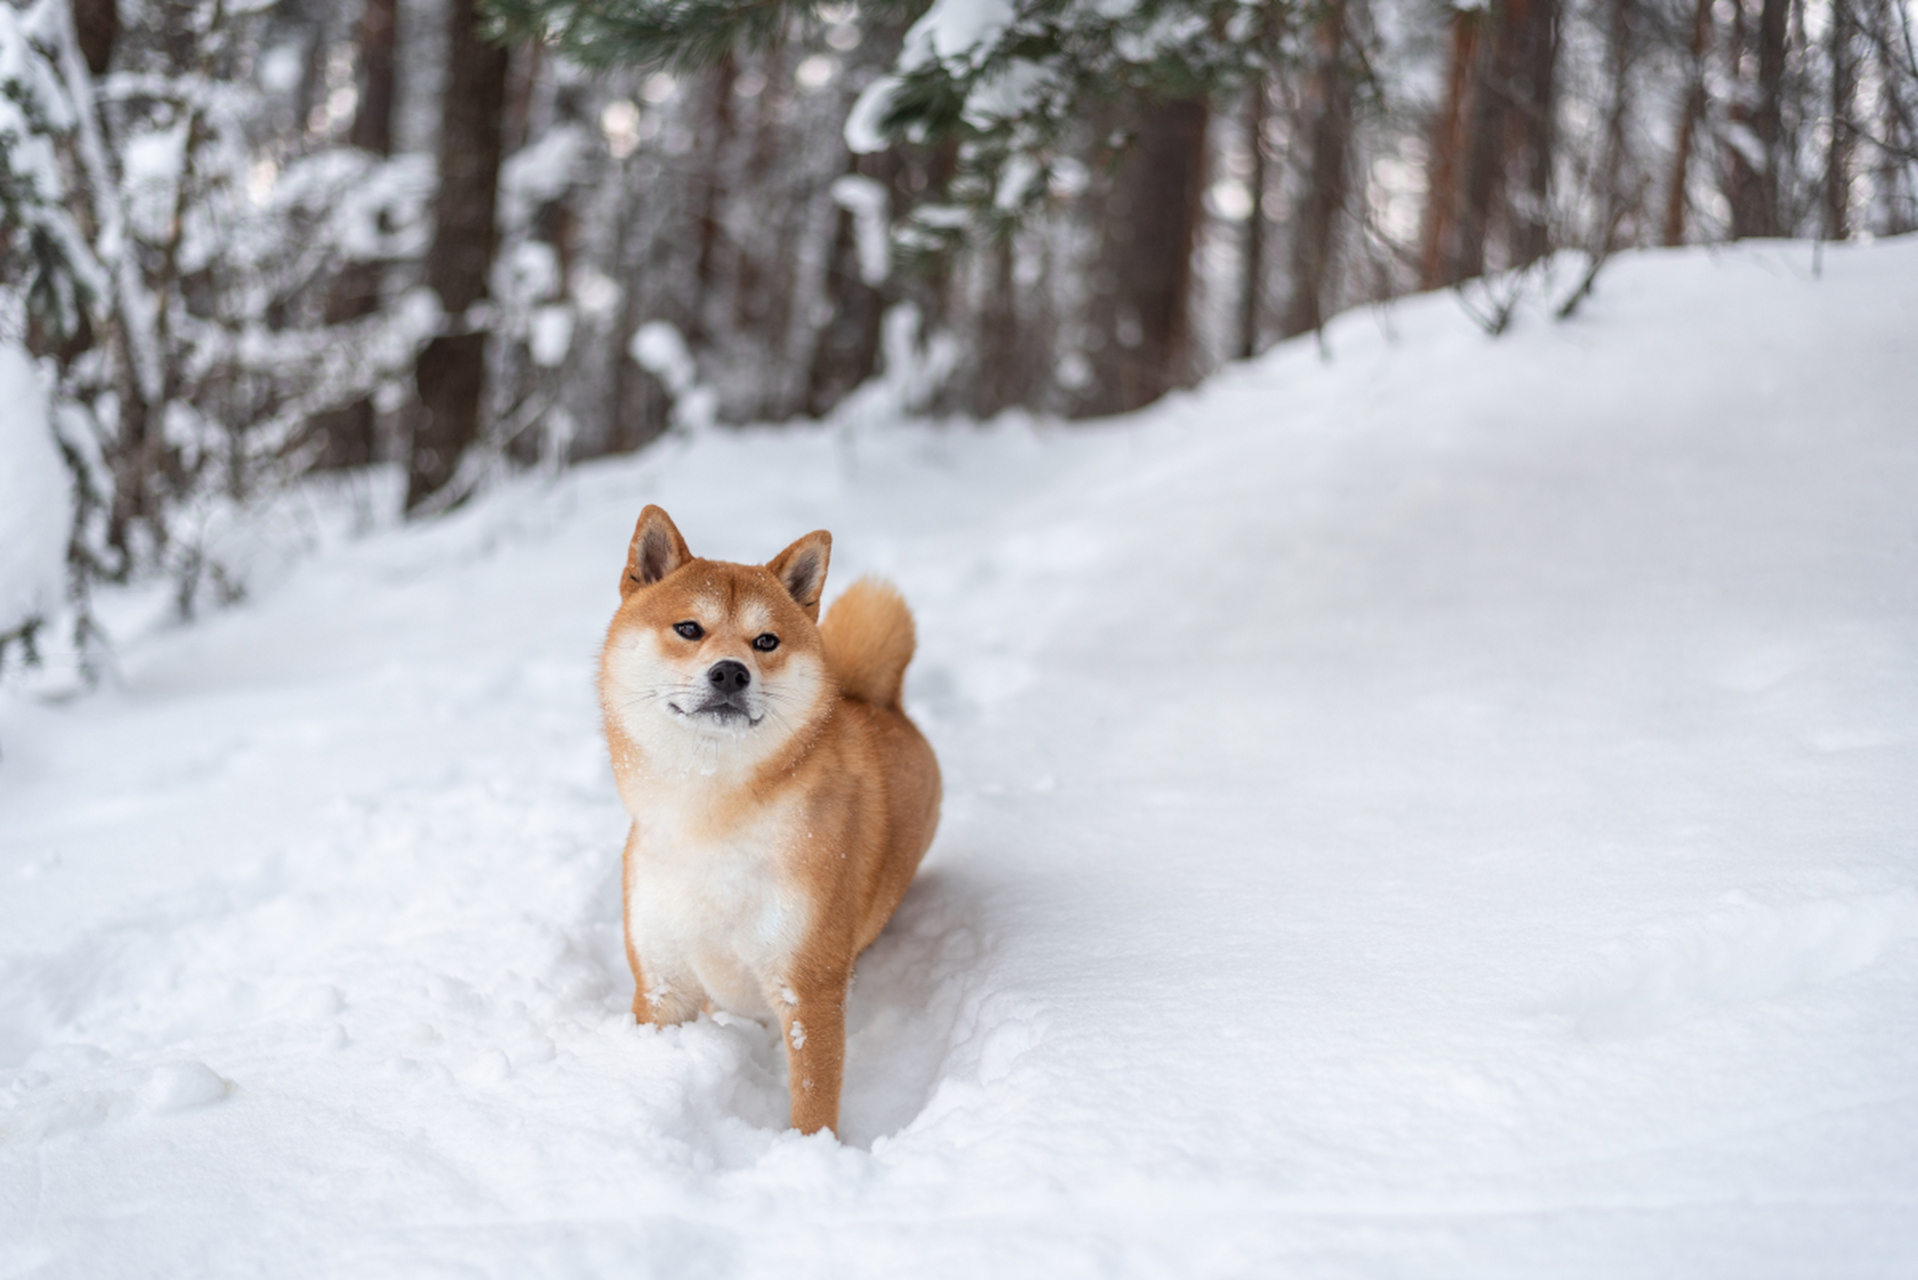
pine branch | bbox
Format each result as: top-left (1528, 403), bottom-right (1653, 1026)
top-left (484, 0), bottom-right (815, 69)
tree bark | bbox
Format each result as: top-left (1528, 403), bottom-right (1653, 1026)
top-left (1420, 7), bottom-right (1481, 288)
top-left (695, 55), bottom-right (738, 334)
top-left (310, 0), bottom-right (399, 470)
top-left (1454, 0), bottom-right (1530, 283)
top-left (72, 0), bottom-right (118, 75)
top-left (1505, 0), bottom-right (1558, 267)
top-left (1729, 0), bottom-right (1789, 237)
top-left (1238, 79), bottom-right (1268, 358)
top-left (1752, 0), bottom-right (1789, 232)
top-left (806, 153), bottom-right (898, 416)
top-left (407, 0), bottom-right (510, 510)
top-left (1083, 95), bottom-right (1209, 416)
top-left (1661, 0), bottom-right (1713, 244)
top-left (1873, 0), bottom-right (1917, 234)
top-left (608, 168), bottom-right (671, 455)
top-left (1280, 0), bottom-right (1353, 338)
top-left (1424, 0), bottom-right (1557, 285)
top-left (349, 0), bottom-right (397, 155)
top-left (1823, 0), bottom-right (1856, 239)
top-left (969, 235), bottom-right (1028, 417)
top-left (1593, 0), bottom-right (1638, 250)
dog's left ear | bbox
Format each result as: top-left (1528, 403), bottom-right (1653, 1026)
top-left (623, 505), bottom-right (692, 598)
top-left (766, 530), bottom-right (831, 621)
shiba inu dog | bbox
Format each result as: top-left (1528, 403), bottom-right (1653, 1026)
top-left (598, 505), bottom-right (941, 1135)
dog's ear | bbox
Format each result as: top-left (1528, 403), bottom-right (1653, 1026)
top-left (766, 530), bottom-right (831, 621)
top-left (622, 505), bottom-right (692, 597)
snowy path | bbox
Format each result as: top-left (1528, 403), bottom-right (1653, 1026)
top-left (4, 242), bottom-right (1918, 1277)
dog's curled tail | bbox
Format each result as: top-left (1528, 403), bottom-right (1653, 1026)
top-left (819, 577), bottom-right (916, 709)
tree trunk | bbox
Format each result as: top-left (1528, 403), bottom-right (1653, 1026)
top-left (969, 235), bottom-right (1027, 417)
top-left (1083, 95), bottom-right (1209, 416)
top-left (309, 0), bottom-right (399, 470)
top-left (608, 170), bottom-right (672, 455)
top-left (1505, 0), bottom-right (1558, 267)
top-left (1422, 0), bottom-right (1557, 285)
top-left (1420, 7), bottom-right (1481, 288)
top-left (1455, 0), bottom-right (1527, 282)
top-left (1593, 0), bottom-right (1638, 251)
top-left (690, 54), bottom-right (738, 349)
top-left (1280, 0), bottom-right (1353, 338)
top-left (1874, 0), bottom-right (1917, 234)
top-left (1729, 0), bottom-right (1789, 237)
top-left (1238, 79), bottom-right (1268, 358)
top-left (1725, 0), bottom-right (1758, 233)
top-left (806, 153), bottom-right (898, 416)
top-left (1823, 0), bottom-right (1856, 239)
top-left (407, 0), bottom-right (510, 510)
top-left (1661, 0), bottom-right (1713, 244)
top-left (503, 41), bottom-right (541, 154)
top-left (72, 0), bottom-right (118, 75)
top-left (349, 0), bottom-right (397, 155)
top-left (1752, 0), bottom-right (1789, 233)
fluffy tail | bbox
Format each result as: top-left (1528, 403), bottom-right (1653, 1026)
top-left (819, 577), bottom-right (916, 709)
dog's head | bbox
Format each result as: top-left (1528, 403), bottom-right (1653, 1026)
top-left (600, 505), bottom-right (833, 772)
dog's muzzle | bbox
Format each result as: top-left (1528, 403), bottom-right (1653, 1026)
top-left (693, 659), bottom-right (758, 722)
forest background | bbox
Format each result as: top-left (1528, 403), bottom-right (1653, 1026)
top-left (3, 0), bottom-right (1916, 668)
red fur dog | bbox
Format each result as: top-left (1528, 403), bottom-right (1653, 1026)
top-left (598, 506), bottom-right (941, 1134)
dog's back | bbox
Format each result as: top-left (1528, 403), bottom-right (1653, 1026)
top-left (820, 578), bottom-right (941, 953)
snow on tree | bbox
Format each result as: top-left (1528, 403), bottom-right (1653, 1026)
top-left (0, 341), bottom-right (69, 672)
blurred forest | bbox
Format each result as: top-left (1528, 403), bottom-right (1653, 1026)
top-left (2, 0), bottom-right (1916, 663)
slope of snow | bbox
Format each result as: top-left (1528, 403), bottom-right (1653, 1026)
top-left (0, 343), bottom-right (68, 642)
top-left (3, 241), bottom-right (1918, 1278)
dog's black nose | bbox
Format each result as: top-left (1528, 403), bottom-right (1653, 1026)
top-left (707, 660), bottom-right (751, 693)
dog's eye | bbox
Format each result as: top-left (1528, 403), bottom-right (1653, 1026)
top-left (674, 621), bottom-right (703, 641)
top-left (753, 633), bottom-right (779, 652)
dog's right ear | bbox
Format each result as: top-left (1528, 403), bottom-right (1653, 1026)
top-left (622, 505), bottom-right (692, 598)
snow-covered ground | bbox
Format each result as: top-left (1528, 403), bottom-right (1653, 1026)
top-left (4, 241), bottom-right (1917, 1278)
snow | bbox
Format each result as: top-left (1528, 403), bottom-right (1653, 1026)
top-left (842, 74), bottom-right (900, 154)
top-left (5, 240), bottom-right (1918, 1276)
top-left (530, 304), bottom-right (576, 367)
top-left (962, 57), bottom-right (1056, 132)
top-left (0, 343), bottom-right (68, 640)
top-left (500, 124), bottom-right (587, 231)
top-left (629, 319), bottom-right (697, 396)
top-left (899, 0), bottom-right (1017, 68)
top-left (270, 150), bottom-right (436, 262)
top-left (846, 0), bottom-right (1055, 153)
top-left (0, 2), bottom-right (74, 135)
top-left (829, 174), bottom-right (891, 284)
top-left (121, 121), bottom-right (189, 241)
top-left (132, 1061), bottom-right (232, 1115)
top-left (994, 152), bottom-right (1040, 210)
top-left (630, 320), bottom-right (718, 432)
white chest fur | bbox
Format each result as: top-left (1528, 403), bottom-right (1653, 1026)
top-left (624, 790), bottom-right (810, 1018)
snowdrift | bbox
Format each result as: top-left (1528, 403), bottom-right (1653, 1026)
top-left (3, 241), bottom-right (1917, 1278)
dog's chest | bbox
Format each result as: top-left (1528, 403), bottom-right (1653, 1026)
top-left (626, 794), bottom-right (810, 1015)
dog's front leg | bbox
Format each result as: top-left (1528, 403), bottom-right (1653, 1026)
top-left (628, 950), bottom-right (702, 1027)
top-left (775, 972), bottom-right (849, 1136)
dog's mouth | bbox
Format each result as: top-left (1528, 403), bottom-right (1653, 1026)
top-left (669, 699), bottom-right (764, 728)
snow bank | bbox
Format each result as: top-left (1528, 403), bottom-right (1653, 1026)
top-left (0, 343), bottom-right (68, 641)
top-left (3, 241), bottom-right (1917, 1277)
